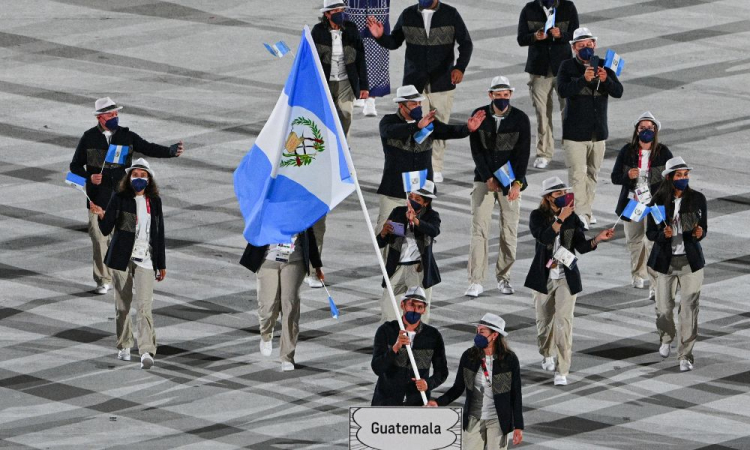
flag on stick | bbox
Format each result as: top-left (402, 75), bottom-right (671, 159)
top-left (264, 41), bottom-right (291, 58)
top-left (65, 172), bottom-right (92, 202)
top-left (493, 161), bottom-right (516, 188)
top-left (604, 49), bottom-right (624, 76)
top-left (649, 204), bottom-right (666, 224)
top-left (401, 169), bottom-right (428, 193)
top-left (621, 199), bottom-right (648, 222)
top-left (104, 144), bottom-right (130, 165)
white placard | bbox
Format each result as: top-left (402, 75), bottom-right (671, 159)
top-left (349, 407), bottom-right (462, 450)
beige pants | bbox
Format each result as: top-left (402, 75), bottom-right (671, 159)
top-left (421, 85), bottom-right (455, 173)
top-left (257, 260), bottom-right (306, 363)
top-left (468, 182), bottom-right (521, 284)
top-left (623, 219), bottom-right (657, 285)
top-left (329, 80), bottom-right (355, 137)
top-left (377, 194), bottom-right (406, 235)
top-left (655, 255), bottom-right (703, 363)
top-left (563, 139), bottom-right (606, 221)
top-left (380, 263), bottom-right (432, 324)
top-left (113, 261), bottom-right (156, 355)
top-left (464, 416), bottom-right (509, 450)
top-left (534, 278), bottom-right (577, 376)
top-left (88, 210), bottom-right (112, 286)
top-left (528, 72), bottom-right (565, 160)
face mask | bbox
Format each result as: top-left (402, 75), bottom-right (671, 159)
top-left (409, 199), bottom-right (422, 212)
top-left (104, 116), bottom-right (119, 130)
top-left (418, 0), bottom-right (434, 8)
top-left (131, 177), bottom-right (148, 192)
top-left (553, 196), bottom-right (568, 208)
top-left (638, 129), bottom-right (655, 143)
top-left (330, 12), bottom-right (344, 25)
top-left (578, 47), bottom-right (594, 61)
top-left (542, 0), bottom-right (555, 7)
top-left (673, 179), bottom-right (689, 191)
top-left (474, 334), bottom-right (489, 349)
top-left (407, 106), bottom-right (423, 121)
top-left (404, 311), bottom-right (422, 324)
top-left (493, 98), bottom-right (510, 111)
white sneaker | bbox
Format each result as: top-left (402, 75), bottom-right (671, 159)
top-left (579, 215), bottom-right (589, 230)
top-left (363, 97), bottom-right (377, 116)
top-left (679, 360), bottom-right (693, 372)
top-left (260, 339), bottom-right (272, 357)
top-left (140, 353), bottom-right (154, 370)
top-left (353, 98), bottom-right (365, 108)
top-left (117, 348), bottom-right (131, 361)
top-left (305, 276), bottom-right (324, 288)
top-left (589, 214), bottom-right (597, 224)
top-left (541, 356), bottom-right (556, 371)
top-left (464, 283), bottom-right (483, 298)
top-left (433, 172), bottom-right (444, 183)
top-left (554, 372), bottom-right (568, 386)
top-left (649, 288), bottom-right (656, 300)
top-left (497, 280), bottom-right (514, 295)
top-left (632, 277), bottom-right (646, 289)
top-left (281, 361), bottom-right (295, 372)
top-left (95, 284), bottom-right (111, 295)
top-left (659, 343), bottom-right (671, 358)
top-left (533, 157), bottom-right (550, 169)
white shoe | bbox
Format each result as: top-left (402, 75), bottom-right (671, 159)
top-left (659, 343), bottom-right (671, 358)
top-left (95, 284), bottom-right (111, 295)
top-left (464, 283), bottom-right (483, 298)
top-left (117, 348), bottom-right (131, 361)
top-left (140, 353), bottom-right (154, 370)
top-left (305, 276), bottom-right (324, 288)
top-left (589, 214), bottom-right (597, 224)
top-left (281, 361), bottom-right (295, 372)
top-left (541, 356), bottom-right (556, 371)
top-left (632, 277), bottom-right (646, 289)
top-left (353, 98), bottom-right (365, 108)
top-left (533, 157), bottom-right (550, 169)
top-left (649, 288), bottom-right (656, 300)
top-left (363, 97), bottom-right (377, 116)
top-left (260, 339), bottom-right (272, 357)
top-left (433, 172), bottom-right (444, 183)
top-left (579, 214), bottom-right (589, 230)
top-left (554, 372), bottom-right (568, 386)
top-left (679, 360), bottom-right (693, 372)
top-left (497, 280), bottom-right (514, 295)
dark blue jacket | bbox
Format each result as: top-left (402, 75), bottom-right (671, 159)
top-left (611, 143), bottom-right (673, 217)
top-left (517, 0), bottom-right (579, 76)
top-left (311, 19), bottom-right (369, 94)
top-left (238, 228), bottom-right (322, 273)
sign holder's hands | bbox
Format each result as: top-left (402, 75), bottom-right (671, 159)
top-left (628, 168), bottom-right (640, 180)
top-left (508, 183), bottom-right (522, 201)
top-left (380, 221), bottom-right (394, 238)
top-left (549, 27), bottom-right (561, 39)
top-left (467, 110), bottom-right (486, 132)
top-left (418, 110), bottom-right (437, 129)
top-left (315, 267), bottom-right (325, 282)
top-left (450, 69), bottom-right (464, 85)
top-left (584, 66), bottom-right (596, 82)
top-left (392, 330), bottom-right (410, 354)
top-left (596, 67), bottom-right (608, 82)
top-left (366, 16), bottom-right (384, 38)
top-left (692, 225), bottom-right (703, 239)
top-left (426, 400), bottom-right (438, 407)
top-left (513, 429), bottom-right (523, 446)
top-left (534, 29), bottom-right (547, 41)
top-left (486, 178), bottom-right (501, 193)
top-left (91, 173), bottom-right (103, 185)
top-left (156, 269), bottom-right (166, 282)
top-left (663, 225), bottom-right (674, 239)
top-left (412, 377), bottom-right (428, 392)
top-left (89, 203), bottom-right (105, 220)
top-left (359, 90), bottom-right (369, 100)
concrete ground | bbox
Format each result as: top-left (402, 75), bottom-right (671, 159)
top-left (1, 0), bottom-right (750, 448)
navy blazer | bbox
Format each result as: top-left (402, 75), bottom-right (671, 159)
top-left (239, 228), bottom-right (322, 274)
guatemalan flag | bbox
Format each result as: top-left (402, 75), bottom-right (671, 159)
top-left (604, 49), bottom-right (624, 76)
top-left (65, 172), bottom-right (87, 193)
top-left (649, 205), bottom-right (666, 224)
top-left (234, 26), bottom-right (355, 246)
top-left (621, 199), bottom-right (648, 222)
top-left (104, 144), bottom-right (130, 165)
top-left (494, 161), bottom-right (515, 188)
top-left (402, 169), bottom-right (428, 193)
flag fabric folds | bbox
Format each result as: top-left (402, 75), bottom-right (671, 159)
top-left (65, 172), bottom-right (87, 193)
top-left (605, 49), bottom-right (624, 76)
top-left (104, 144), bottom-right (130, 165)
top-left (649, 204), bottom-right (666, 224)
top-left (544, 8), bottom-right (556, 34)
top-left (401, 169), bottom-right (428, 193)
top-left (234, 26), bottom-right (355, 246)
top-left (621, 199), bottom-right (648, 222)
top-left (494, 161), bottom-right (516, 188)
top-left (264, 41), bottom-right (291, 58)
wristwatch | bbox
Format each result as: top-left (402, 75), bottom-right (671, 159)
top-left (555, 218), bottom-right (564, 225)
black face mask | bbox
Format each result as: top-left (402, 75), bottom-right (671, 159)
top-left (330, 12), bottom-right (344, 25)
top-left (542, 0), bottom-right (555, 7)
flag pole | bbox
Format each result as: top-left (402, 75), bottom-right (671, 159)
top-left (613, 215), bottom-right (622, 229)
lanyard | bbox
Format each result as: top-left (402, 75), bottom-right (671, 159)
top-left (135, 197), bottom-right (151, 225)
top-left (637, 149), bottom-right (651, 171)
top-left (480, 357), bottom-right (492, 387)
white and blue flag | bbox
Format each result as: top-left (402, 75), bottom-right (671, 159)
top-left (621, 199), bottom-right (648, 222)
top-left (264, 40), bottom-right (291, 58)
top-left (65, 172), bottom-right (86, 192)
top-left (104, 144), bottom-right (130, 165)
top-left (649, 204), bottom-right (666, 224)
top-left (493, 161), bottom-right (516, 188)
top-left (402, 169), bottom-right (428, 193)
top-left (604, 49), bottom-right (624, 76)
top-left (235, 26), bottom-right (355, 246)
top-left (544, 8), bottom-right (556, 34)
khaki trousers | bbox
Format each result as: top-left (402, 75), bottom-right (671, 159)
top-left (377, 194), bottom-right (406, 235)
top-left (528, 72), bottom-right (565, 160)
top-left (534, 278), bottom-right (577, 376)
top-left (257, 260), bottom-right (306, 363)
top-left (329, 80), bottom-right (355, 137)
top-left (421, 85), bottom-right (455, 173)
top-left (464, 416), bottom-right (509, 450)
top-left (655, 255), bottom-right (703, 363)
top-left (623, 219), bottom-right (657, 285)
top-left (563, 139), bottom-right (606, 221)
top-left (468, 182), bottom-right (521, 284)
top-left (88, 210), bottom-right (112, 286)
top-left (113, 261), bottom-right (156, 355)
top-left (380, 263), bottom-right (432, 324)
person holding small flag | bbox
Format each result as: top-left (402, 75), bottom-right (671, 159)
top-left (611, 112), bottom-right (673, 299)
top-left (646, 157), bottom-right (707, 372)
top-left (69, 97), bottom-right (184, 295)
top-left (371, 286), bottom-right (448, 406)
top-left (524, 176), bottom-right (614, 385)
top-left (465, 76), bottom-right (530, 298)
top-left (378, 181), bottom-right (440, 323)
top-left (428, 313), bottom-right (524, 449)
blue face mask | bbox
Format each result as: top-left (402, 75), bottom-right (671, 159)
top-left (131, 177), bottom-right (148, 192)
top-left (408, 106), bottom-right (423, 121)
top-left (409, 199), bottom-right (422, 212)
top-left (493, 98), bottom-right (510, 112)
top-left (554, 196), bottom-right (568, 208)
top-left (330, 12), bottom-right (344, 25)
top-left (104, 116), bottom-right (119, 130)
top-left (418, 0), bottom-right (434, 8)
top-left (578, 47), bottom-right (594, 61)
top-left (542, 0), bottom-right (555, 7)
top-left (404, 311), bottom-right (422, 324)
top-left (474, 334), bottom-right (489, 349)
top-left (639, 129), bottom-right (655, 143)
top-left (673, 179), bottom-right (689, 191)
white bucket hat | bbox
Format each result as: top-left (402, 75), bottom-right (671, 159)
top-left (473, 313), bottom-right (508, 336)
top-left (540, 176), bottom-right (571, 196)
top-left (633, 111), bottom-right (662, 131)
top-left (488, 76), bottom-right (515, 92)
top-left (125, 158), bottom-right (155, 178)
top-left (393, 85), bottom-right (426, 103)
top-left (415, 180), bottom-right (437, 199)
top-left (662, 156), bottom-right (692, 177)
top-left (321, 0), bottom-right (347, 13)
top-left (569, 27), bottom-right (597, 45)
top-left (94, 97), bottom-right (123, 115)
top-left (401, 286), bottom-right (427, 303)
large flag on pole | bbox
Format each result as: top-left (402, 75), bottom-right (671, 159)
top-left (234, 26), bottom-right (355, 246)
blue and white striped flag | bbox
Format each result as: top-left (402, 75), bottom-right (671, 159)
top-left (401, 169), bottom-right (428, 193)
top-left (649, 204), bottom-right (666, 224)
top-left (544, 8), bottom-right (556, 34)
top-left (621, 199), bottom-right (648, 222)
top-left (604, 49), bottom-right (624, 76)
top-left (65, 172), bottom-right (86, 192)
top-left (493, 161), bottom-right (516, 188)
top-left (264, 40), bottom-right (291, 58)
top-left (104, 144), bottom-right (130, 165)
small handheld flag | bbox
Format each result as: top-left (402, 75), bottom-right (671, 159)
top-left (104, 144), bottom-right (130, 165)
top-left (621, 199), bottom-right (648, 222)
top-left (649, 205), bottom-right (666, 224)
top-left (264, 41), bottom-right (291, 58)
top-left (604, 49), bottom-right (624, 76)
top-left (321, 282), bottom-right (340, 319)
top-left (493, 161), bottom-right (516, 188)
top-left (402, 169), bottom-right (428, 193)
top-left (544, 8), bottom-right (556, 34)
top-left (413, 123), bottom-right (434, 145)
top-left (65, 172), bottom-right (92, 202)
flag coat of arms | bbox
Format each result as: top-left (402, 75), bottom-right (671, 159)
top-left (493, 161), bottom-right (515, 188)
top-left (234, 26), bottom-right (355, 246)
top-left (65, 172), bottom-right (87, 193)
top-left (604, 49), bottom-right (624, 76)
top-left (402, 169), bottom-right (428, 193)
top-left (104, 144), bottom-right (130, 165)
top-left (621, 199), bottom-right (648, 222)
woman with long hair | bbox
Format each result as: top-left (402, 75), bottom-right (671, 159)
top-left (90, 158), bottom-right (165, 369)
top-left (611, 112), bottom-right (673, 299)
top-left (428, 313), bottom-right (523, 449)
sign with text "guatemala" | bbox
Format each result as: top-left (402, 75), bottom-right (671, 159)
top-left (349, 407), bottom-right (462, 449)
